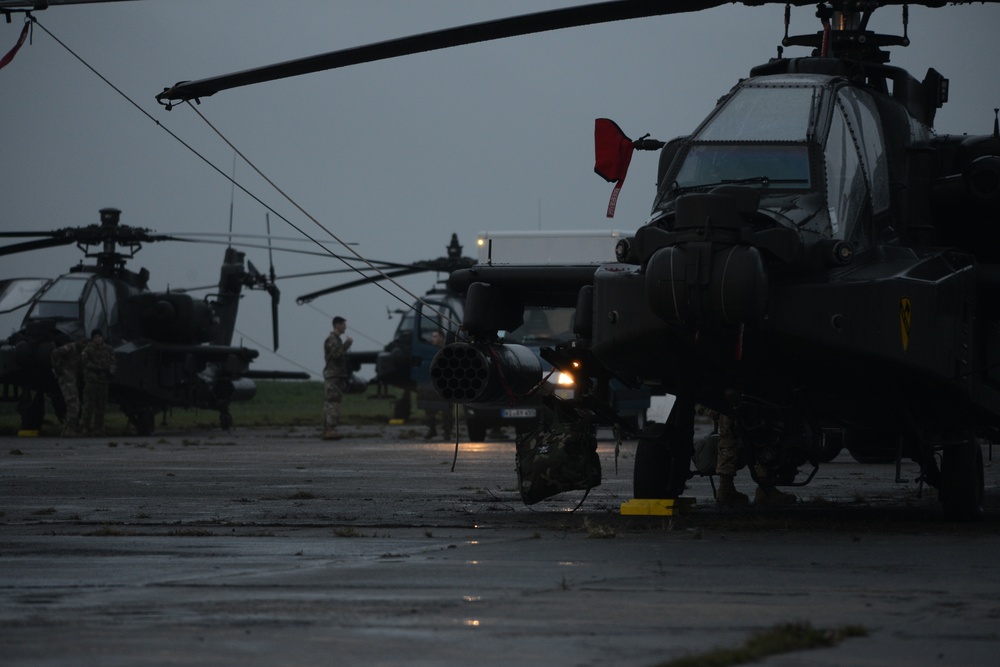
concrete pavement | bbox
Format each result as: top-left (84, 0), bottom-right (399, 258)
top-left (2, 425), bottom-right (999, 666)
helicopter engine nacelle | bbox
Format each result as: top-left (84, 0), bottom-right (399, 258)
top-left (963, 155), bottom-right (1000, 201)
top-left (129, 293), bottom-right (215, 344)
top-left (429, 342), bottom-right (541, 404)
top-left (645, 243), bottom-right (768, 328)
top-left (929, 135), bottom-right (1000, 261)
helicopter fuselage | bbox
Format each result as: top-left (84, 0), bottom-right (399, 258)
top-left (447, 56), bottom-right (1000, 484)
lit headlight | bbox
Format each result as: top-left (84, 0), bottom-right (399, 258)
top-left (556, 372), bottom-right (574, 386)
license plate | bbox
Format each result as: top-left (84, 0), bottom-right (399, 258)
top-left (502, 408), bottom-right (537, 419)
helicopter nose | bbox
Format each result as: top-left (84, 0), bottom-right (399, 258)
top-left (646, 244), bottom-right (768, 328)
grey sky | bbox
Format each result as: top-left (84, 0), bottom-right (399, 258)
top-left (2, 1), bottom-right (998, 378)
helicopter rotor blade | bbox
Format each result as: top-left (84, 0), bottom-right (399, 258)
top-left (157, 0), bottom-right (740, 103)
top-left (296, 266), bottom-right (432, 305)
top-left (0, 1), bottom-right (141, 8)
top-left (265, 212), bottom-right (280, 352)
top-left (269, 282), bottom-right (280, 352)
top-left (0, 236), bottom-right (77, 257)
top-left (167, 234), bottom-right (416, 266)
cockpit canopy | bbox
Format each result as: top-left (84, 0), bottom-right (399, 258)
top-left (25, 273), bottom-right (125, 342)
top-left (656, 74), bottom-right (890, 243)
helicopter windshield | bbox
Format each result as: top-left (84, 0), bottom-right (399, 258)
top-left (26, 274), bottom-right (89, 320)
top-left (418, 297), bottom-right (463, 343)
top-left (505, 306), bottom-right (576, 345)
top-left (82, 277), bottom-right (119, 339)
top-left (667, 84), bottom-right (818, 194)
top-left (0, 278), bottom-right (49, 315)
top-left (698, 85), bottom-right (817, 141)
top-left (657, 76), bottom-right (890, 241)
top-left (673, 145), bottom-right (811, 190)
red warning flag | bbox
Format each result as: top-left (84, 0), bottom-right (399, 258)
top-left (0, 22), bottom-right (30, 71)
top-left (594, 118), bottom-right (635, 218)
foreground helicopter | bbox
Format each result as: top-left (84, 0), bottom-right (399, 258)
top-left (0, 207), bottom-right (307, 435)
top-left (156, 0), bottom-right (1000, 518)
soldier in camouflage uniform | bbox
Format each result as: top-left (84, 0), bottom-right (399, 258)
top-left (50, 338), bottom-right (87, 437)
top-left (712, 411), bottom-right (796, 509)
top-left (322, 316), bottom-right (352, 440)
top-left (80, 330), bottom-right (117, 437)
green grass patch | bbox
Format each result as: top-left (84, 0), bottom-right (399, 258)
top-left (0, 381), bottom-right (402, 436)
top-left (658, 622), bottom-right (868, 667)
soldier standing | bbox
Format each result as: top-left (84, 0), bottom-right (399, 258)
top-left (50, 338), bottom-right (87, 437)
top-left (714, 412), bottom-right (796, 509)
top-left (80, 330), bottom-right (117, 437)
top-left (322, 316), bottom-right (352, 440)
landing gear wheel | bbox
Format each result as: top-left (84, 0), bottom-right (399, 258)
top-left (134, 409), bottom-right (155, 436)
top-left (19, 389), bottom-right (45, 431)
top-left (393, 390), bottom-right (412, 420)
top-left (466, 416), bottom-right (487, 441)
top-left (634, 435), bottom-right (690, 499)
top-left (939, 439), bottom-right (984, 521)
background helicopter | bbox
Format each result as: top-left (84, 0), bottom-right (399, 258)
top-left (153, 0), bottom-right (1000, 518)
top-left (0, 207), bottom-right (309, 435)
top-left (300, 231), bottom-right (650, 440)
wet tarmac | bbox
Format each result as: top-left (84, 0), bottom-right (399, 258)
top-left (2, 424), bottom-right (999, 666)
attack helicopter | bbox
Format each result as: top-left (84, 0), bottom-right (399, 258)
top-left (154, 0), bottom-right (1000, 518)
top-left (298, 231), bottom-right (650, 440)
top-left (0, 207), bottom-right (308, 435)
top-left (297, 233), bottom-right (475, 426)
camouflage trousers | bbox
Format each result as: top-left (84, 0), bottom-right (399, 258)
top-left (716, 414), bottom-right (779, 485)
top-left (323, 375), bottom-right (344, 430)
top-left (57, 375), bottom-right (80, 430)
top-left (716, 414), bottom-right (741, 477)
top-left (81, 377), bottom-right (108, 433)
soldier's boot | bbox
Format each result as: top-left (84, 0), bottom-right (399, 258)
top-left (322, 429), bottom-right (344, 441)
top-left (716, 474), bottom-right (750, 508)
top-left (753, 485), bottom-right (797, 509)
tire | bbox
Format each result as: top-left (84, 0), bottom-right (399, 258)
top-left (939, 440), bottom-right (984, 521)
top-left (134, 409), bottom-right (156, 436)
top-left (634, 435), bottom-right (689, 499)
top-left (466, 416), bottom-right (487, 442)
top-left (20, 390), bottom-right (45, 431)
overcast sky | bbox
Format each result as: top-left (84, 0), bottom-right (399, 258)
top-left (2, 1), bottom-right (999, 378)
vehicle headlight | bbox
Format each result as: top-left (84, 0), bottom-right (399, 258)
top-left (556, 372), bottom-right (574, 386)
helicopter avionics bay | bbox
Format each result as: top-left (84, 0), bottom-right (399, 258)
top-left (2, 1), bottom-right (999, 378)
